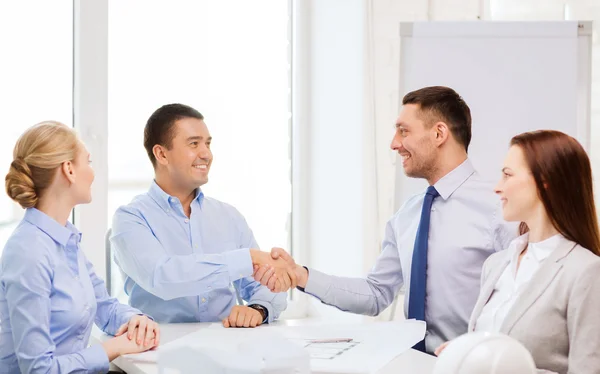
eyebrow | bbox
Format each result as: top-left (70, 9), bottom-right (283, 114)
top-left (186, 136), bottom-right (212, 142)
top-left (501, 167), bottom-right (511, 172)
top-left (395, 122), bottom-right (405, 129)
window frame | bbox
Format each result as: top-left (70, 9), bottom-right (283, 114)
top-left (74, 0), bottom-right (308, 318)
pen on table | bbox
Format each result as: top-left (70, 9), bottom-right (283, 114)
top-left (308, 338), bottom-right (353, 344)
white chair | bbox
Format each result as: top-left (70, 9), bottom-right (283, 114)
top-left (104, 228), bottom-right (114, 296)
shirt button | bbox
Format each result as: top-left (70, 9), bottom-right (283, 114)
top-left (74, 276), bottom-right (79, 281)
top-left (201, 298), bottom-right (206, 303)
top-left (166, 209), bottom-right (170, 213)
top-left (184, 219), bottom-right (189, 223)
top-left (431, 208), bottom-right (436, 212)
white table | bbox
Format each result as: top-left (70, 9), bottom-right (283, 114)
top-left (92, 319), bottom-right (436, 374)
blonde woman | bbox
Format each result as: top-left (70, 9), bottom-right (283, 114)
top-left (0, 122), bottom-right (160, 373)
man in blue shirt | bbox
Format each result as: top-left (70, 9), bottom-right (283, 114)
top-left (111, 104), bottom-right (291, 327)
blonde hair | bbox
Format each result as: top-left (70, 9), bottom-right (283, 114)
top-left (5, 121), bottom-right (79, 208)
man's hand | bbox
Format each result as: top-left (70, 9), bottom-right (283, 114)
top-left (115, 315), bottom-right (160, 347)
top-left (253, 247), bottom-right (308, 292)
top-left (249, 249), bottom-right (297, 291)
top-left (222, 305), bottom-right (264, 328)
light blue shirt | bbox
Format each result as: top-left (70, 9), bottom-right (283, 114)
top-left (303, 159), bottom-right (518, 353)
top-left (0, 208), bottom-right (142, 374)
top-left (111, 181), bottom-right (286, 323)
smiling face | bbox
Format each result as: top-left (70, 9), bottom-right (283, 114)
top-left (390, 104), bottom-right (439, 180)
top-left (162, 117), bottom-right (213, 191)
top-left (495, 145), bottom-right (541, 223)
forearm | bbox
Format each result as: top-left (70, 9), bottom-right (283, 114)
top-left (301, 268), bottom-right (397, 316)
top-left (117, 247), bottom-right (253, 300)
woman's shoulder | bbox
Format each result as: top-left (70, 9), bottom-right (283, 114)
top-left (562, 244), bottom-right (600, 270)
top-left (1, 220), bottom-right (56, 266)
top-left (487, 234), bottom-right (526, 265)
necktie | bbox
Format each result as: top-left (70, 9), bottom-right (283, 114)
top-left (408, 185), bottom-right (439, 352)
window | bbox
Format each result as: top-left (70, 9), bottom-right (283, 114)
top-left (107, 1), bottom-right (292, 304)
top-left (0, 2), bottom-right (73, 255)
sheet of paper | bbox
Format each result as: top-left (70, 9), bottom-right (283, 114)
top-left (274, 320), bottom-right (426, 373)
top-left (157, 319), bottom-right (426, 374)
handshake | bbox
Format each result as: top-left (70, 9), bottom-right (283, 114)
top-left (249, 248), bottom-right (308, 293)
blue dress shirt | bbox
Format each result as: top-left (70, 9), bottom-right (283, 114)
top-left (110, 181), bottom-right (287, 323)
top-left (302, 159), bottom-right (518, 353)
top-left (0, 208), bottom-right (143, 374)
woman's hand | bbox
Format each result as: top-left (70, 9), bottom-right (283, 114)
top-left (102, 327), bottom-right (158, 361)
top-left (115, 315), bottom-right (160, 347)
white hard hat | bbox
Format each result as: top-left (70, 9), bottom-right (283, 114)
top-left (433, 332), bottom-right (536, 374)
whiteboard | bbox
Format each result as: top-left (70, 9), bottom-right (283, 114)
top-left (395, 21), bottom-right (592, 209)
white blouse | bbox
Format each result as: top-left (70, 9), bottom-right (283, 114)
top-left (474, 233), bottom-right (568, 332)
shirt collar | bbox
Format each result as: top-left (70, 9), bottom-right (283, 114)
top-left (23, 208), bottom-right (81, 247)
top-left (528, 233), bottom-right (566, 262)
top-left (148, 180), bottom-right (204, 213)
top-left (433, 158), bottom-right (475, 200)
top-left (507, 232), bottom-right (567, 264)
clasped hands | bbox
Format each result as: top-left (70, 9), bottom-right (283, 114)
top-left (249, 248), bottom-right (306, 293)
top-left (102, 315), bottom-right (160, 359)
top-left (221, 248), bottom-right (301, 329)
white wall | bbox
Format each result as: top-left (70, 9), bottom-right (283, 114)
top-left (302, 0), bottom-right (369, 321)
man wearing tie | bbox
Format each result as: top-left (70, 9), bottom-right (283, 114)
top-left (254, 86), bottom-right (517, 354)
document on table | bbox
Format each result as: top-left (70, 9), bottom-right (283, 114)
top-left (158, 319), bottom-right (426, 374)
top-left (289, 339), bottom-right (361, 360)
top-left (275, 320), bottom-right (425, 373)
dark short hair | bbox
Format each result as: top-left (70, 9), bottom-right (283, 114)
top-left (402, 86), bottom-right (472, 151)
top-left (144, 104), bottom-right (204, 167)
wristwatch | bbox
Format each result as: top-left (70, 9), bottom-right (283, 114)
top-left (248, 304), bottom-right (268, 323)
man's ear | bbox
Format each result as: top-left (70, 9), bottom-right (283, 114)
top-left (153, 144), bottom-right (169, 166)
top-left (433, 121), bottom-right (450, 146)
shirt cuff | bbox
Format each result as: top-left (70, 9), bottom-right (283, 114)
top-left (80, 344), bottom-right (109, 373)
top-left (296, 266), bottom-right (309, 292)
top-left (115, 311), bottom-right (137, 332)
top-left (303, 268), bottom-right (331, 300)
top-left (224, 248), bottom-right (253, 282)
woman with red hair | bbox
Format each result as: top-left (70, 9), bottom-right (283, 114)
top-left (437, 130), bottom-right (600, 373)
